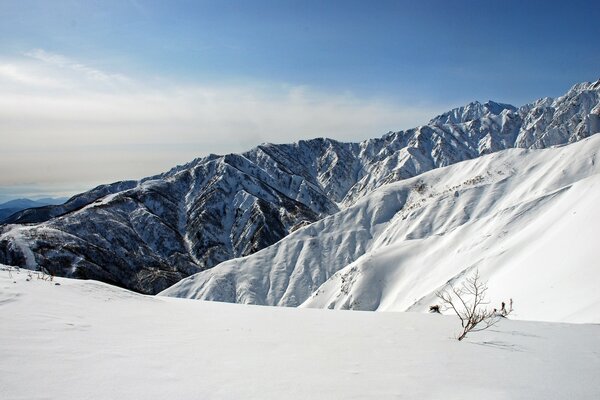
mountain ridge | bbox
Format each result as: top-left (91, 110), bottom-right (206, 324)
top-left (1, 79), bottom-right (599, 294)
top-left (162, 134), bottom-right (600, 323)
top-left (0, 197), bottom-right (68, 224)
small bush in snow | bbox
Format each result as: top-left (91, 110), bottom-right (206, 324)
top-left (436, 269), bottom-right (507, 341)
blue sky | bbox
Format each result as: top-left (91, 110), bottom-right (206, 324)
top-left (0, 0), bottom-right (599, 201)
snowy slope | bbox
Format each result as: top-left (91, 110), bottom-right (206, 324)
top-left (162, 134), bottom-right (600, 323)
top-left (1, 268), bottom-right (599, 400)
top-left (303, 137), bottom-right (600, 322)
top-left (1, 80), bottom-right (598, 293)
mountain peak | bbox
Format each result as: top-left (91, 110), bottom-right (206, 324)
top-left (430, 100), bottom-right (516, 125)
top-left (567, 79), bottom-right (600, 94)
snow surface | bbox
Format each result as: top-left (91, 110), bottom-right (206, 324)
top-left (1, 268), bottom-right (599, 400)
top-left (163, 134), bottom-right (600, 323)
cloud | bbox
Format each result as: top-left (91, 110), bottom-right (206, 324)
top-left (0, 49), bottom-right (451, 195)
top-left (24, 48), bottom-right (130, 85)
top-left (0, 63), bottom-right (62, 88)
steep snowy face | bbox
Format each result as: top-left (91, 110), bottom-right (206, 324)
top-left (301, 137), bottom-right (600, 323)
top-left (429, 100), bottom-right (517, 125)
top-left (342, 80), bottom-right (600, 206)
top-left (161, 134), bottom-right (600, 324)
top-left (0, 148), bottom-right (342, 294)
top-left (515, 80), bottom-right (600, 148)
top-left (1, 80), bottom-right (599, 294)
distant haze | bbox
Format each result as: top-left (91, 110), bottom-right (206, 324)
top-left (0, 1), bottom-right (598, 201)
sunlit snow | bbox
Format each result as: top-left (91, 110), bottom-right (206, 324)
top-left (1, 270), bottom-right (599, 400)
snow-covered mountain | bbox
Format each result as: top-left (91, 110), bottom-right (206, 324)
top-left (1, 80), bottom-right (599, 294)
top-left (162, 131), bottom-right (600, 323)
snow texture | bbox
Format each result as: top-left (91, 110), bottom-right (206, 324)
top-left (1, 269), bottom-right (599, 400)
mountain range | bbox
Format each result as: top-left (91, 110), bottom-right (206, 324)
top-left (0, 197), bottom-right (68, 223)
top-left (162, 133), bottom-right (600, 323)
top-left (1, 79), bottom-right (599, 298)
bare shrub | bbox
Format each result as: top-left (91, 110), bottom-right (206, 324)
top-left (436, 270), bottom-right (505, 341)
top-left (36, 267), bottom-right (54, 281)
top-left (1, 265), bottom-right (19, 279)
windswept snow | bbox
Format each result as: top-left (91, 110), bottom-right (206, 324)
top-left (162, 134), bottom-right (600, 324)
top-left (1, 269), bottom-right (599, 400)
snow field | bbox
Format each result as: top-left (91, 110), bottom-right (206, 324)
top-left (1, 270), bottom-right (599, 400)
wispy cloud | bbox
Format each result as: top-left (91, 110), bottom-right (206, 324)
top-left (0, 49), bottom-right (451, 194)
top-left (24, 48), bottom-right (131, 85)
